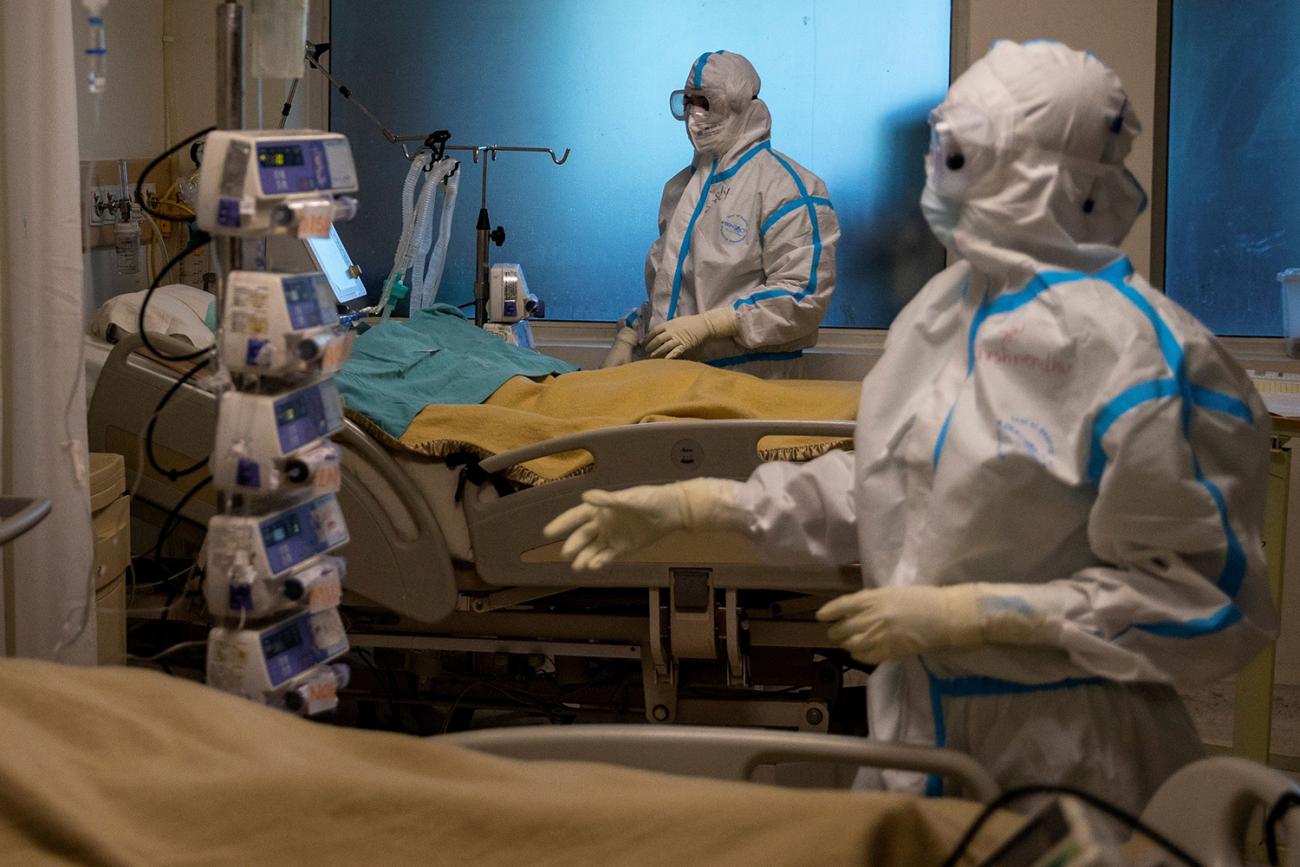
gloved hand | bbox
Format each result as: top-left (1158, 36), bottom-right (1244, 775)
top-left (645, 307), bottom-right (739, 360)
top-left (542, 478), bottom-right (746, 571)
top-left (600, 326), bottom-right (639, 369)
top-left (815, 584), bottom-right (1046, 664)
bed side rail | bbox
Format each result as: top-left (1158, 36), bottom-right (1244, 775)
top-left (464, 419), bottom-right (859, 590)
top-left (1141, 756), bottom-right (1300, 867)
top-left (442, 724), bottom-right (999, 803)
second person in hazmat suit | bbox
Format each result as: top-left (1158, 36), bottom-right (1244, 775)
top-left (550, 41), bottom-right (1277, 810)
top-left (602, 51), bottom-right (840, 379)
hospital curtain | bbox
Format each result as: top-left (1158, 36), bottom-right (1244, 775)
top-left (0, 0), bottom-right (97, 661)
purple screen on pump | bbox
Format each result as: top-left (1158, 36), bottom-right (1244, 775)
top-left (283, 275), bottom-right (326, 329)
top-left (275, 385), bottom-right (330, 452)
top-left (257, 140), bottom-right (332, 194)
top-left (262, 616), bottom-right (317, 686)
top-left (261, 504), bottom-right (316, 574)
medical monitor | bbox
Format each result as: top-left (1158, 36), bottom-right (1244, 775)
top-left (306, 224), bottom-right (368, 309)
top-left (266, 223), bottom-right (369, 311)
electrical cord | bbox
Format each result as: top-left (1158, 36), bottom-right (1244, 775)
top-left (127, 639), bottom-right (209, 664)
top-left (938, 784), bottom-right (1204, 867)
top-left (151, 475), bottom-right (212, 572)
top-left (135, 231), bottom-right (213, 362)
top-left (134, 126), bottom-right (215, 222)
top-left (1266, 791), bottom-right (1300, 865)
top-left (144, 357), bottom-right (210, 480)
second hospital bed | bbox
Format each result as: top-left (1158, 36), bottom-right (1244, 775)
top-left (88, 331), bottom-right (864, 728)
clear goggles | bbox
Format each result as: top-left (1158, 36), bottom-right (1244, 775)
top-left (669, 87), bottom-right (724, 121)
top-left (926, 105), bottom-right (997, 198)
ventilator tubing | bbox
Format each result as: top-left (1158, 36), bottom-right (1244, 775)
top-left (410, 163), bottom-right (458, 312)
top-left (378, 153), bottom-right (458, 318)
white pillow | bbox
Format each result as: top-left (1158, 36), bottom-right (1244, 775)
top-left (90, 284), bottom-right (215, 349)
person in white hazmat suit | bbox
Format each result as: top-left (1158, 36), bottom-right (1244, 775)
top-left (602, 51), bottom-right (840, 379)
top-left (547, 40), bottom-right (1278, 809)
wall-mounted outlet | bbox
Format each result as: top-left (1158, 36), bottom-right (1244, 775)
top-left (89, 183), bottom-right (158, 227)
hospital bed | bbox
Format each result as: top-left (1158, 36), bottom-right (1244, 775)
top-left (88, 331), bottom-right (862, 729)
top-left (10, 651), bottom-right (1296, 866)
top-left (449, 724), bottom-right (1300, 866)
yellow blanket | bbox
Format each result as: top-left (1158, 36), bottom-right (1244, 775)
top-left (348, 360), bottom-right (860, 485)
top-left (0, 660), bottom-right (1019, 866)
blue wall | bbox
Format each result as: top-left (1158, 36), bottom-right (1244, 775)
top-left (329, 0), bottom-right (950, 327)
top-left (1166, 0), bottom-right (1300, 336)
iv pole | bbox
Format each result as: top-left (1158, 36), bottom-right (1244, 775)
top-left (291, 41), bottom-right (570, 327)
top-left (392, 137), bottom-right (569, 326)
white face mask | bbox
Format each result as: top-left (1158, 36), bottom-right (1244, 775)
top-left (687, 109), bottom-right (728, 155)
top-left (920, 178), bottom-right (962, 251)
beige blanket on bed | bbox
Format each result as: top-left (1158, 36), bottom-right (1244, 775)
top-left (348, 360), bottom-right (860, 485)
top-left (0, 660), bottom-right (1018, 866)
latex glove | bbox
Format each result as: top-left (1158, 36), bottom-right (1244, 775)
top-left (542, 478), bottom-right (745, 572)
top-left (645, 307), bottom-right (739, 360)
top-left (815, 584), bottom-right (1046, 664)
top-left (600, 326), bottom-right (639, 369)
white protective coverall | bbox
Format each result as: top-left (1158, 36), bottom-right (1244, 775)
top-left (553, 42), bottom-right (1277, 810)
top-left (621, 51), bottom-right (840, 379)
top-left (737, 41), bottom-right (1277, 806)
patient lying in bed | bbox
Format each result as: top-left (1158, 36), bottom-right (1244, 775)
top-left (334, 306), bottom-right (860, 485)
top-left (0, 659), bottom-right (1016, 865)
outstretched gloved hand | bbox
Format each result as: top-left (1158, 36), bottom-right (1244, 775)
top-left (542, 478), bottom-right (746, 571)
top-left (815, 584), bottom-right (1047, 664)
top-left (601, 326), bottom-right (639, 369)
top-left (646, 308), bottom-right (739, 360)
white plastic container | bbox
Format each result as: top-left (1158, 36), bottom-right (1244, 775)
top-left (1279, 269), bottom-right (1300, 357)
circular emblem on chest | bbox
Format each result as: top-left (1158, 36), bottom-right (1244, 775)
top-left (719, 213), bottom-right (749, 244)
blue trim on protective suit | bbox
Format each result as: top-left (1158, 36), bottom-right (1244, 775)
top-left (921, 662), bottom-right (1103, 797)
top-left (666, 161), bottom-right (718, 320)
top-left (623, 309), bottom-right (640, 328)
top-left (925, 671), bottom-right (946, 798)
top-left (1134, 603), bottom-right (1242, 638)
top-left (760, 196), bottom-right (833, 237)
top-left (929, 672), bottom-right (1106, 698)
top-left (932, 406), bottom-right (955, 470)
top-left (666, 141), bottom-right (769, 321)
top-left (1087, 260), bottom-right (1250, 632)
top-left (705, 350), bottom-right (803, 368)
top-left (731, 149), bottom-right (822, 313)
top-left (692, 51), bottom-right (719, 88)
top-left (1087, 378), bottom-right (1180, 481)
top-left (713, 140), bottom-right (770, 182)
top-left (931, 255), bottom-right (1252, 640)
top-left (1190, 384), bottom-right (1254, 423)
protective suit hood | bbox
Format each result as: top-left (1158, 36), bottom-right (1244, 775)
top-left (684, 51), bottom-right (771, 163)
top-left (926, 41), bottom-right (1147, 289)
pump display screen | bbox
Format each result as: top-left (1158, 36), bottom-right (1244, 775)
top-left (260, 615), bottom-right (320, 686)
top-left (261, 621), bottom-right (305, 658)
top-left (259, 496), bottom-right (348, 575)
top-left (258, 145), bottom-right (305, 168)
top-left (273, 382), bottom-right (341, 452)
top-left (261, 504), bottom-right (315, 574)
top-left (256, 139), bottom-right (334, 194)
top-left (282, 274), bottom-right (329, 329)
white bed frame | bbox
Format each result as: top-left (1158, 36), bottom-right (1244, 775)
top-left (448, 725), bottom-right (1300, 865)
top-left (88, 334), bottom-right (861, 728)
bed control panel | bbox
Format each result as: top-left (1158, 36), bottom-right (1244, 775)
top-left (202, 128), bottom-right (358, 716)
